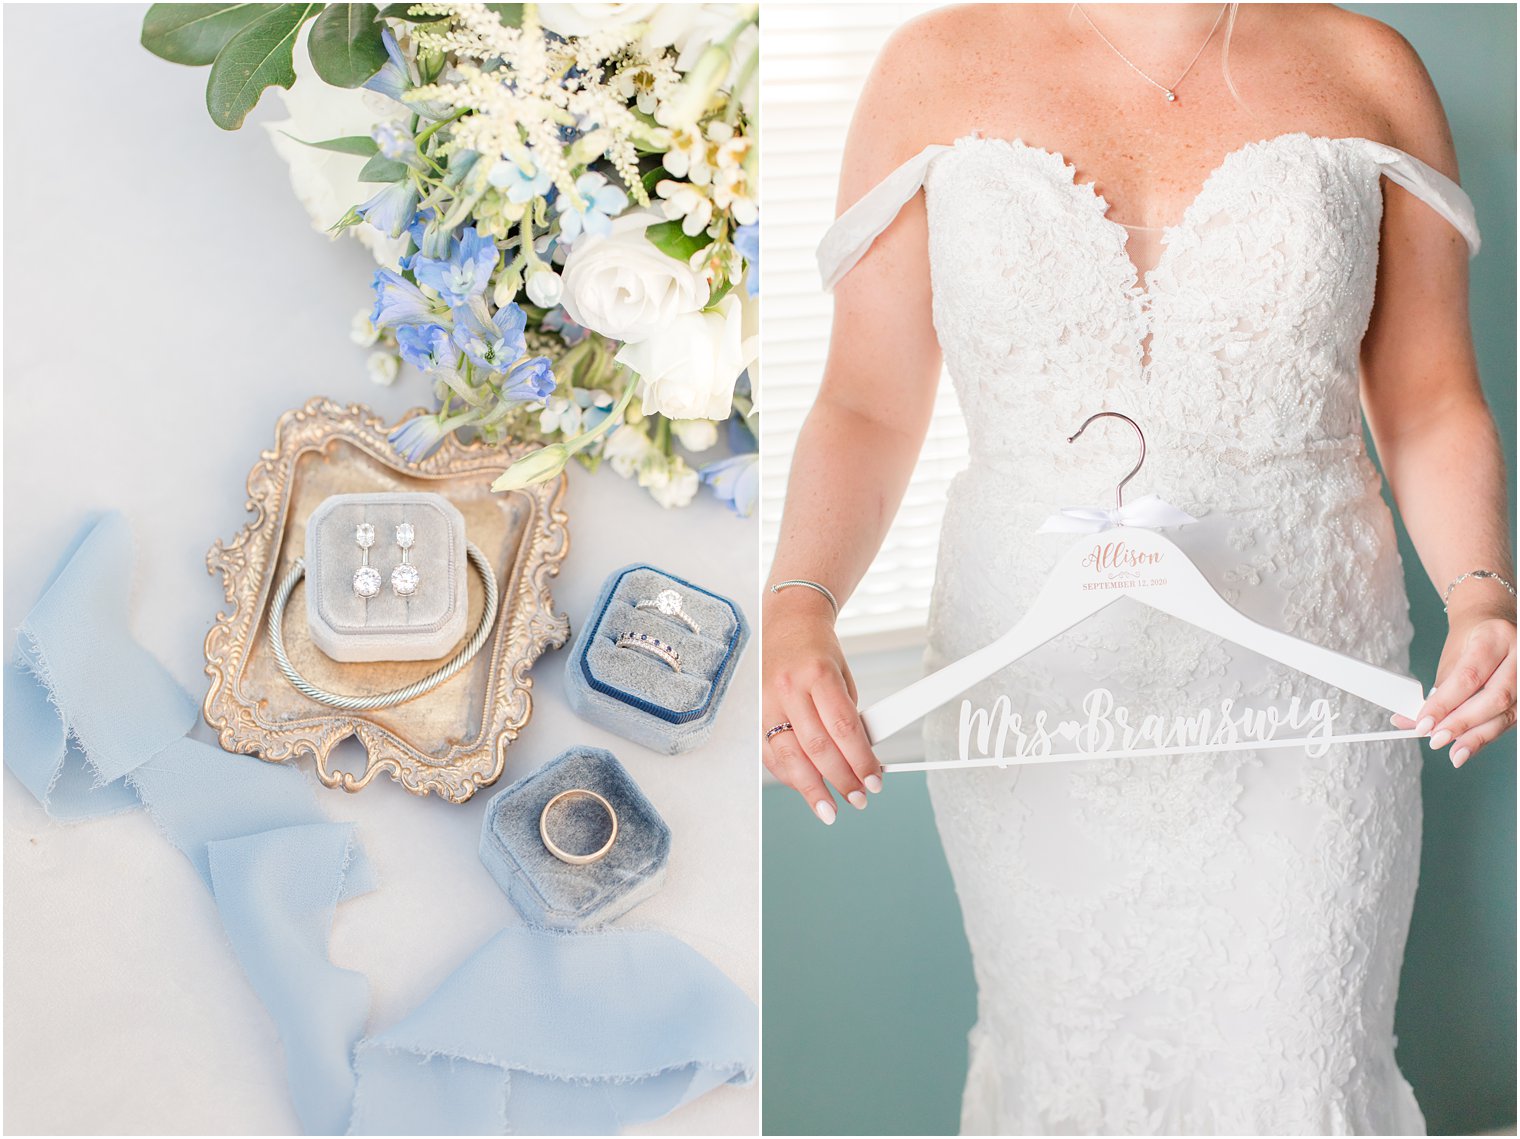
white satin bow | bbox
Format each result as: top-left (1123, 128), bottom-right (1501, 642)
top-left (1036, 493), bottom-right (1200, 534)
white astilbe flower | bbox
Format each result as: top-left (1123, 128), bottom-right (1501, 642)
top-left (409, 4), bottom-right (672, 207)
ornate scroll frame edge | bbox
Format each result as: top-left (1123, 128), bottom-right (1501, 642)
top-left (202, 397), bottom-right (572, 803)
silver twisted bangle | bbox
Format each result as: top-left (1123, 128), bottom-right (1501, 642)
top-left (1442, 568), bottom-right (1517, 613)
top-left (769, 578), bottom-right (840, 618)
top-left (267, 541), bottom-right (499, 711)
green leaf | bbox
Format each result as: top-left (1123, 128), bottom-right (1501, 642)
top-left (484, 4), bottom-right (524, 26)
top-left (205, 4), bottom-right (320, 130)
top-left (640, 165), bottom-right (669, 197)
top-left (308, 3), bottom-right (389, 88)
top-left (359, 153), bottom-right (409, 182)
top-left (644, 219), bottom-right (709, 262)
top-left (704, 277), bottom-right (734, 310)
top-left (141, 3), bottom-right (266, 66)
top-left (377, 3), bottom-right (448, 20)
top-left (284, 132), bottom-right (380, 156)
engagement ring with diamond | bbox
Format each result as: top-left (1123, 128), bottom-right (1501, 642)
top-left (636, 587), bottom-right (700, 634)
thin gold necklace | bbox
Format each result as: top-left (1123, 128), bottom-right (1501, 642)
top-left (1074, 3), bottom-right (1229, 105)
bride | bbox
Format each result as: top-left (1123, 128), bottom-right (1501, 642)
top-left (761, 3), bottom-right (1516, 1133)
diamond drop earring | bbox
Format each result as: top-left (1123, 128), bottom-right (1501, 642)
top-left (352, 523), bottom-right (381, 598)
top-left (390, 521), bottom-right (420, 597)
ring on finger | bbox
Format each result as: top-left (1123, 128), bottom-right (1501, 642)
top-left (766, 721), bottom-right (794, 742)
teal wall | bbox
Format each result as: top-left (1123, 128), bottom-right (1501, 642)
top-left (761, 6), bottom-right (1517, 1134)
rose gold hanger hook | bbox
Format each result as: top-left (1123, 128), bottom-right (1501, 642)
top-left (1067, 411), bottom-right (1147, 509)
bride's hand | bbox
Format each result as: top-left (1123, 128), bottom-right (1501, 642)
top-left (762, 593), bottom-right (882, 825)
top-left (1392, 602), bottom-right (1517, 767)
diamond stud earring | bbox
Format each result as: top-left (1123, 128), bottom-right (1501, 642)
top-left (390, 521), bottom-right (420, 597)
top-left (352, 523), bottom-right (381, 598)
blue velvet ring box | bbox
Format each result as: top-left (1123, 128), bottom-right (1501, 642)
top-left (480, 746), bottom-right (671, 931)
top-left (564, 564), bottom-right (750, 755)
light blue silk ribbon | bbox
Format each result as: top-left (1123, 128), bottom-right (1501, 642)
top-left (5, 512), bottom-right (758, 1134)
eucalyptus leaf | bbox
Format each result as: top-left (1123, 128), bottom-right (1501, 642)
top-left (645, 219), bottom-right (709, 262)
top-left (141, 3), bottom-right (266, 66)
top-left (308, 3), bottom-right (389, 88)
top-left (205, 3), bottom-right (320, 130)
top-left (359, 153), bottom-right (409, 182)
top-left (286, 133), bottom-right (380, 156)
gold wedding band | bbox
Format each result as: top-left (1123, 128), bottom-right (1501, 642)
top-left (539, 788), bottom-right (619, 865)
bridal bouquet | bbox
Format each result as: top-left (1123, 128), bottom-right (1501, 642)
top-left (142, 2), bottom-right (759, 513)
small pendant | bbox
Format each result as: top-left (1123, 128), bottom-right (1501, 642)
top-left (1164, 89), bottom-right (1177, 103)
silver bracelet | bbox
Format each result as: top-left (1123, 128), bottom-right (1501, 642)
top-left (1442, 568), bottom-right (1517, 612)
top-left (769, 578), bottom-right (840, 618)
top-left (267, 541), bottom-right (499, 711)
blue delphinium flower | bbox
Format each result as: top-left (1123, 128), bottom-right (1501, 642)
top-left (394, 323), bottom-right (457, 372)
top-left (733, 222), bottom-right (759, 296)
top-left (557, 172), bottom-right (628, 244)
top-left (357, 179), bottom-right (420, 238)
top-left (372, 268), bottom-right (443, 327)
top-left (700, 453), bottom-right (760, 517)
top-left (452, 301), bottom-right (528, 372)
top-left (389, 413), bottom-right (447, 462)
top-left (372, 121), bottom-right (414, 161)
top-left (501, 355), bottom-right (557, 402)
top-left (412, 227), bottom-right (498, 307)
top-left (364, 29), bottom-right (415, 103)
top-left (489, 154), bottom-right (554, 203)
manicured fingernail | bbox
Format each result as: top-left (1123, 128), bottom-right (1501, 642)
top-left (847, 790), bottom-right (867, 810)
top-left (813, 800), bottom-right (836, 826)
top-left (1451, 746), bottom-right (1471, 767)
top-left (1430, 729), bottom-right (1453, 749)
top-left (1415, 716), bottom-right (1436, 735)
top-left (865, 774), bottom-right (883, 794)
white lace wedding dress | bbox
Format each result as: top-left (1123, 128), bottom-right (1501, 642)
top-left (817, 131), bottom-right (1480, 1135)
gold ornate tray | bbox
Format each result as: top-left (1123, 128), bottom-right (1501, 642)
top-left (203, 398), bottom-right (571, 802)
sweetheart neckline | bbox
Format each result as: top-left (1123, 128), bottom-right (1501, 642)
top-left (948, 130), bottom-right (1378, 232)
top-left (939, 131), bottom-right (1386, 367)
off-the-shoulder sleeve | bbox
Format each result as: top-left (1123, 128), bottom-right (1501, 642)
top-left (1360, 138), bottom-right (1481, 258)
top-left (815, 143), bottom-right (951, 291)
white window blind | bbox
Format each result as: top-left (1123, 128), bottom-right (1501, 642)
top-left (760, 2), bottom-right (968, 646)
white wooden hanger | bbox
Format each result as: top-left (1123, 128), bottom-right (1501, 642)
top-left (865, 413), bottom-right (1425, 774)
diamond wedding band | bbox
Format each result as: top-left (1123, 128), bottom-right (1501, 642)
top-left (352, 523), bottom-right (381, 598)
top-left (616, 630), bottom-right (682, 672)
top-left (766, 721), bottom-right (794, 742)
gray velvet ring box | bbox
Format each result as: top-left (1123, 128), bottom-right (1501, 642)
top-left (304, 491), bottom-right (468, 662)
top-left (564, 564), bottom-right (750, 754)
top-left (480, 746), bottom-right (671, 930)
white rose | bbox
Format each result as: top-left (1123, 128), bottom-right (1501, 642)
top-left (538, 3), bottom-right (659, 38)
top-left (264, 23), bottom-right (409, 269)
top-left (615, 293), bottom-right (745, 420)
top-left (560, 209), bottom-right (709, 343)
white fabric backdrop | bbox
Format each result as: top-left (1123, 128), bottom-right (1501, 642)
top-left (1, 6), bottom-right (758, 1134)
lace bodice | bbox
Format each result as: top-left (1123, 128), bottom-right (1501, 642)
top-left (819, 131), bottom-right (1477, 505)
top-left (815, 132), bottom-right (1479, 1135)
